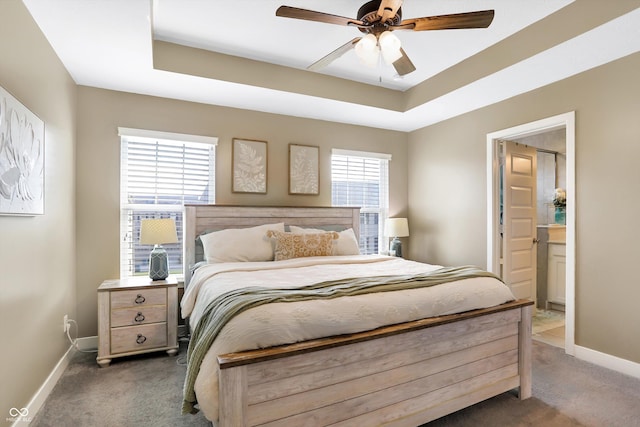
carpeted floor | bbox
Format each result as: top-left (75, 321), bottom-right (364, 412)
top-left (30, 341), bottom-right (210, 427)
top-left (30, 340), bottom-right (640, 427)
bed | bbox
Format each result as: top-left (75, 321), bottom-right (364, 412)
top-left (181, 205), bottom-right (533, 426)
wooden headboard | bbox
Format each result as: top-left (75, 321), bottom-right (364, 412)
top-left (183, 205), bottom-right (360, 285)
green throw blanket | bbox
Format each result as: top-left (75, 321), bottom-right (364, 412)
top-left (182, 265), bottom-right (502, 414)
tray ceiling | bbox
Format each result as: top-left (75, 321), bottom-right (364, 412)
top-left (23, 0), bottom-right (640, 131)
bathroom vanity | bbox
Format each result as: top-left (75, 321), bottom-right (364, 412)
top-left (546, 225), bottom-right (566, 309)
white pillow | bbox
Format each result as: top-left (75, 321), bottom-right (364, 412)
top-left (289, 226), bottom-right (360, 256)
top-left (200, 223), bottom-right (285, 263)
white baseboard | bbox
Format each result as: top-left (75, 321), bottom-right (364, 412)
top-left (77, 335), bottom-right (98, 351)
top-left (10, 345), bottom-right (74, 426)
top-left (575, 345), bottom-right (640, 380)
top-left (10, 336), bottom-right (98, 427)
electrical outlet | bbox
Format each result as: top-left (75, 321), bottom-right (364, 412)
top-left (63, 314), bottom-right (68, 333)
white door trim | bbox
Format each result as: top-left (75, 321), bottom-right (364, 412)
top-left (486, 111), bottom-right (576, 355)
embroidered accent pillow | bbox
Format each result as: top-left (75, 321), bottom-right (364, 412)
top-left (266, 230), bottom-right (339, 261)
top-left (288, 226), bottom-right (360, 256)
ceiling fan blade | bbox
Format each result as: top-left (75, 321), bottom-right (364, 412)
top-left (392, 48), bottom-right (416, 76)
top-left (398, 10), bottom-right (495, 31)
top-left (307, 38), bottom-right (361, 72)
top-left (276, 6), bottom-right (364, 27)
top-left (377, 0), bottom-right (403, 23)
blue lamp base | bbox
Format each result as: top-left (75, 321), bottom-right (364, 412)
top-left (390, 237), bottom-right (403, 258)
top-left (148, 245), bottom-right (169, 281)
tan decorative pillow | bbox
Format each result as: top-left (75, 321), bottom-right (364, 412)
top-left (266, 230), bottom-right (339, 261)
top-left (288, 226), bottom-right (360, 256)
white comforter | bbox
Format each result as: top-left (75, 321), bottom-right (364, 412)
top-left (181, 255), bottom-right (515, 422)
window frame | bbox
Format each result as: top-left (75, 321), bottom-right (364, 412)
top-left (331, 148), bottom-right (391, 255)
top-left (118, 127), bottom-right (217, 278)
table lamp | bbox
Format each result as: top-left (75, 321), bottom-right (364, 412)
top-left (140, 218), bottom-right (178, 280)
top-left (385, 218), bottom-right (409, 257)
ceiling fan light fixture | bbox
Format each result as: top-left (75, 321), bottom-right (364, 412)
top-left (355, 33), bottom-right (379, 67)
top-left (378, 31), bottom-right (402, 64)
top-left (277, 3), bottom-right (496, 76)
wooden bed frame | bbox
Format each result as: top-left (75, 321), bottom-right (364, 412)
top-left (183, 205), bottom-right (532, 426)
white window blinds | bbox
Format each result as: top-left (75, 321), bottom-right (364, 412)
top-left (119, 128), bottom-right (217, 278)
top-left (331, 149), bottom-right (390, 254)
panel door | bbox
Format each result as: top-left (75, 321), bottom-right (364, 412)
top-left (502, 141), bottom-right (537, 303)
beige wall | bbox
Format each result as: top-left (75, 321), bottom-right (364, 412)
top-left (76, 87), bottom-right (408, 336)
top-left (0, 0), bottom-right (77, 418)
top-left (5, 0), bottom-right (638, 414)
top-left (408, 52), bottom-right (640, 363)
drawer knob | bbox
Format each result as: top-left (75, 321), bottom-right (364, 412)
top-left (136, 334), bottom-right (147, 345)
top-left (134, 294), bottom-right (146, 304)
top-left (134, 312), bottom-right (145, 323)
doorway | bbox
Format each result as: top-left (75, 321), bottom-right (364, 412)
top-left (486, 112), bottom-right (575, 355)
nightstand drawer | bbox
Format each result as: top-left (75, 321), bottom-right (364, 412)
top-left (111, 288), bottom-right (166, 309)
top-left (110, 323), bottom-right (167, 354)
top-left (111, 305), bottom-right (167, 328)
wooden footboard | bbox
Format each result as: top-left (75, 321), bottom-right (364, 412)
top-left (217, 299), bottom-right (533, 426)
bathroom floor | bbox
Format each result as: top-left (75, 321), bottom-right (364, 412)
top-left (532, 309), bottom-right (565, 348)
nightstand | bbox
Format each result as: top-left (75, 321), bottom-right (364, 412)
top-left (97, 276), bottom-right (179, 367)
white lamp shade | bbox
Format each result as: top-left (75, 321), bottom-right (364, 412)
top-left (378, 31), bottom-right (402, 64)
top-left (140, 218), bottom-right (178, 245)
top-left (385, 218), bottom-right (409, 237)
top-left (355, 34), bottom-right (380, 67)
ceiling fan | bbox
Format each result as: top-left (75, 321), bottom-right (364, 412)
top-left (276, 0), bottom-right (495, 76)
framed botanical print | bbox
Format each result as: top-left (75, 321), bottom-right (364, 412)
top-left (232, 138), bottom-right (267, 194)
top-left (289, 143), bottom-right (319, 195)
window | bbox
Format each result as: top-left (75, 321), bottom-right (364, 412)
top-left (331, 149), bottom-right (390, 254)
top-left (119, 128), bottom-right (217, 278)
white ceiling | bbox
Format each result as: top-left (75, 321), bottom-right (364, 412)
top-left (152, 0), bottom-right (570, 91)
top-left (22, 0), bottom-right (640, 132)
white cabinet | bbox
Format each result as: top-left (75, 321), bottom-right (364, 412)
top-left (547, 242), bottom-right (566, 306)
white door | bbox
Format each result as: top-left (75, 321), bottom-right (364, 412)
top-left (502, 141), bottom-right (537, 303)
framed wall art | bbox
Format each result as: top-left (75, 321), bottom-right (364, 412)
top-left (0, 85), bottom-right (45, 215)
top-left (289, 143), bottom-right (319, 195)
top-left (232, 138), bottom-right (267, 194)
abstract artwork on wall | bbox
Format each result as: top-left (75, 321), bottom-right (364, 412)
top-left (232, 138), bottom-right (267, 194)
top-left (0, 86), bottom-right (45, 215)
top-left (289, 144), bottom-right (319, 195)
